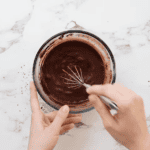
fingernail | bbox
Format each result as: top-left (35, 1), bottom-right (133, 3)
top-left (62, 105), bottom-right (69, 113)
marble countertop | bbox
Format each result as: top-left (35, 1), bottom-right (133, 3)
top-left (0, 0), bottom-right (150, 150)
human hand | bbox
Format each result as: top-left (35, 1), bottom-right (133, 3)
top-left (86, 83), bottom-right (150, 150)
top-left (28, 81), bottom-right (82, 150)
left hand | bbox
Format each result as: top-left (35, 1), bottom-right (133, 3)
top-left (28, 81), bottom-right (82, 150)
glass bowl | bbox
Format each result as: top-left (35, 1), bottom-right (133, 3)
top-left (32, 30), bottom-right (116, 114)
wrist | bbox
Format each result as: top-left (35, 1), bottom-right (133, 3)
top-left (143, 133), bottom-right (150, 150)
top-left (129, 133), bottom-right (150, 150)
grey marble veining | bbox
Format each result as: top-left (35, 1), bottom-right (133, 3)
top-left (0, 0), bottom-right (150, 150)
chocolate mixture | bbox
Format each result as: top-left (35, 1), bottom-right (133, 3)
top-left (40, 40), bottom-right (105, 105)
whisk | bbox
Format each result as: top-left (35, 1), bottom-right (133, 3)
top-left (61, 65), bottom-right (119, 111)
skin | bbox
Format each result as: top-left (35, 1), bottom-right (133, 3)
top-left (28, 81), bottom-right (150, 150)
top-left (28, 81), bottom-right (82, 150)
top-left (86, 83), bottom-right (150, 150)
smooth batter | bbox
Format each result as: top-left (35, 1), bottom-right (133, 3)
top-left (40, 40), bottom-right (105, 105)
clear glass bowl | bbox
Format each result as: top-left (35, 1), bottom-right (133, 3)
top-left (32, 29), bottom-right (116, 114)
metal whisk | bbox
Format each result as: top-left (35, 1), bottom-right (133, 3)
top-left (61, 65), bottom-right (91, 89)
top-left (61, 65), bottom-right (119, 111)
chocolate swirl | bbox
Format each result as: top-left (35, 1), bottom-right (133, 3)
top-left (40, 40), bottom-right (105, 105)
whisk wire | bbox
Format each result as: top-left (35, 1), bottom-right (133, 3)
top-left (79, 67), bottom-right (84, 82)
top-left (62, 69), bottom-right (79, 84)
top-left (67, 66), bottom-right (83, 84)
top-left (61, 65), bottom-right (85, 89)
top-left (68, 85), bottom-right (81, 89)
top-left (60, 76), bottom-right (77, 83)
top-left (74, 66), bottom-right (83, 83)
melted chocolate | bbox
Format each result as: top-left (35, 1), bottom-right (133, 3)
top-left (40, 40), bottom-right (105, 105)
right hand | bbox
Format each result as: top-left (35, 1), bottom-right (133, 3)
top-left (86, 83), bottom-right (150, 150)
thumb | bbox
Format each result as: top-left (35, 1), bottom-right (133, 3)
top-left (89, 94), bottom-right (117, 127)
top-left (50, 105), bottom-right (69, 135)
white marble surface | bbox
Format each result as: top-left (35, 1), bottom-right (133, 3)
top-left (0, 0), bottom-right (150, 150)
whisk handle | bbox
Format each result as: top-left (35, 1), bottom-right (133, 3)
top-left (84, 83), bottom-right (118, 111)
top-left (98, 95), bottom-right (118, 111)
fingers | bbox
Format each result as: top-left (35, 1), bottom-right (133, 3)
top-left (45, 111), bottom-right (58, 122)
top-left (49, 105), bottom-right (69, 135)
top-left (45, 111), bottom-right (82, 122)
top-left (88, 94), bottom-right (118, 127)
top-left (59, 123), bottom-right (74, 135)
top-left (30, 81), bottom-right (41, 113)
top-left (86, 83), bottom-right (124, 104)
top-left (62, 116), bottom-right (82, 125)
top-left (44, 114), bottom-right (51, 126)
